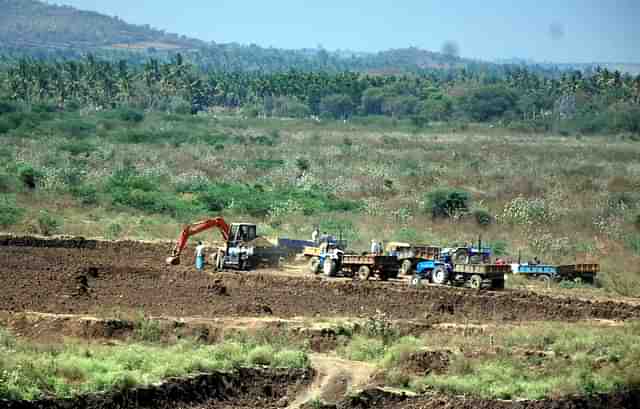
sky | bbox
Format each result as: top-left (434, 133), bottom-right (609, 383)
top-left (50, 0), bottom-right (640, 63)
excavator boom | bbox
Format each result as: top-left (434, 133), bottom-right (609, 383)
top-left (166, 217), bottom-right (230, 265)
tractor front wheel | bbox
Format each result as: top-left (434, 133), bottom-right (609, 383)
top-left (324, 259), bottom-right (337, 277)
top-left (308, 258), bottom-right (321, 274)
top-left (432, 267), bottom-right (449, 285)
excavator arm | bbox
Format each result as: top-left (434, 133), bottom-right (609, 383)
top-left (166, 217), bottom-right (231, 265)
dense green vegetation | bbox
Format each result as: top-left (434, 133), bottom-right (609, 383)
top-left (338, 318), bottom-right (640, 400)
top-left (0, 325), bottom-right (308, 400)
top-left (1, 56), bottom-right (638, 135)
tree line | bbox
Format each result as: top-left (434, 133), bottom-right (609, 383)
top-left (1, 55), bottom-right (639, 133)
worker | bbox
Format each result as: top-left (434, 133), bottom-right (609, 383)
top-left (371, 240), bottom-right (379, 255)
top-left (378, 241), bottom-right (383, 255)
top-left (195, 241), bottom-right (206, 270)
top-left (311, 227), bottom-right (319, 244)
top-left (533, 257), bottom-right (540, 265)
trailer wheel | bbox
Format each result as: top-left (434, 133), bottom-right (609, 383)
top-left (400, 260), bottom-right (413, 275)
top-left (358, 266), bottom-right (371, 281)
top-left (324, 259), bottom-right (336, 277)
top-left (308, 257), bottom-right (321, 274)
top-left (410, 275), bottom-right (422, 288)
top-left (432, 267), bottom-right (448, 285)
top-left (470, 274), bottom-right (483, 289)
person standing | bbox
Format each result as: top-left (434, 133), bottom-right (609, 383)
top-left (195, 241), bottom-right (206, 271)
top-left (371, 240), bottom-right (378, 255)
top-left (312, 226), bottom-right (319, 244)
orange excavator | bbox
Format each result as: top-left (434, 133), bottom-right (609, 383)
top-left (166, 217), bottom-right (259, 270)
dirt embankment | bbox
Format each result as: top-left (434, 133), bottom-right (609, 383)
top-left (1, 368), bottom-right (312, 409)
top-left (1, 236), bottom-right (639, 323)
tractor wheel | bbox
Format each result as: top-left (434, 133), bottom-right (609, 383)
top-left (469, 274), bottom-right (483, 290)
top-left (324, 259), bottom-right (337, 277)
top-left (538, 274), bottom-right (551, 285)
top-left (400, 259), bottom-right (413, 275)
top-left (432, 267), bottom-right (449, 285)
top-left (358, 266), bottom-right (372, 281)
top-left (308, 258), bottom-right (321, 274)
top-left (453, 249), bottom-right (469, 265)
top-left (410, 275), bottom-right (423, 288)
top-left (491, 279), bottom-right (505, 290)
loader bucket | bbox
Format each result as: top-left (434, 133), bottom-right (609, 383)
top-left (166, 256), bottom-right (180, 265)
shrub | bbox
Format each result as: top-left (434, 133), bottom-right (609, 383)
top-left (472, 208), bottom-right (493, 226)
top-left (501, 196), bottom-right (554, 226)
top-left (133, 317), bottom-right (162, 343)
top-left (425, 188), bottom-right (471, 218)
top-left (37, 211), bottom-right (61, 236)
top-left (70, 185), bottom-right (98, 206)
top-left (0, 196), bottom-right (24, 227)
top-left (116, 108), bottom-right (144, 123)
top-left (59, 140), bottom-right (96, 156)
top-left (247, 345), bottom-right (274, 366)
top-left (17, 164), bottom-right (42, 189)
top-left (54, 119), bottom-right (96, 138)
top-left (0, 173), bottom-right (18, 193)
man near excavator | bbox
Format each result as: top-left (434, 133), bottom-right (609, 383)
top-left (195, 241), bottom-right (206, 270)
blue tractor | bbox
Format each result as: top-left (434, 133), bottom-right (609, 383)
top-left (411, 259), bottom-right (453, 286)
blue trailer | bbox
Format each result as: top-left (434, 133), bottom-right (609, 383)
top-left (512, 263), bottom-right (597, 284)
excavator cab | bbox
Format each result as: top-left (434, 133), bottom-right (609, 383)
top-left (228, 223), bottom-right (257, 244)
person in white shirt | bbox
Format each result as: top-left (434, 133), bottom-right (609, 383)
top-left (311, 227), bottom-right (319, 244)
top-left (195, 241), bottom-right (206, 270)
top-left (371, 240), bottom-right (379, 255)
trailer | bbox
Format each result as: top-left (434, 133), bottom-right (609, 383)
top-left (412, 260), bottom-right (508, 290)
top-left (511, 263), bottom-right (598, 284)
top-left (386, 242), bottom-right (441, 275)
top-left (340, 254), bottom-right (401, 281)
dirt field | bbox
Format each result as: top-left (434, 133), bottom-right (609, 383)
top-left (1, 235), bottom-right (639, 408)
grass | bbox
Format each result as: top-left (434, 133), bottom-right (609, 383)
top-left (337, 320), bottom-right (640, 400)
top-left (0, 326), bottom-right (309, 401)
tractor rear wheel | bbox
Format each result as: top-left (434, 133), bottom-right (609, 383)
top-left (358, 266), bottom-right (371, 281)
top-left (470, 274), bottom-right (483, 289)
top-left (324, 259), bottom-right (337, 277)
top-left (308, 258), bottom-right (321, 274)
top-left (432, 267), bottom-right (449, 285)
top-left (400, 259), bottom-right (413, 275)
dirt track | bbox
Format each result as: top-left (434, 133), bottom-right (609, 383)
top-left (1, 236), bottom-right (639, 323)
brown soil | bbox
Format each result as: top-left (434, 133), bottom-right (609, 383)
top-left (305, 388), bottom-right (640, 409)
top-left (400, 350), bottom-right (450, 376)
top-left (1, 236), bottom-right (638, 323)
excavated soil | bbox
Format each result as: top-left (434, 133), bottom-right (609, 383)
top-left (1, 236), bottom-right (638, 323)
top-left (305, 388), bottom-right (640, 409)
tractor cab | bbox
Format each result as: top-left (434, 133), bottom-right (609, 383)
top-left (228, 223), bottom-right (257, 244)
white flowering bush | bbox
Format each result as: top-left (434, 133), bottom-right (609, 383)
top-left (501, 195), bottom-right (555, 226)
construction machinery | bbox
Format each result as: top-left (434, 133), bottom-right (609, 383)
top-left (411, 259), bottom-right (508, 290)
top-left (166, 217), bottom-right (275, 270)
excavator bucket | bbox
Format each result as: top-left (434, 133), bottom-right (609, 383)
top-left (166, 256), bottom-right (180, 265)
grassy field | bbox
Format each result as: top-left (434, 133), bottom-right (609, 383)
top-left (338, 318), bottom-right (640, 399)
top-left (1, 108), bottom-right (640, 294)
top-left (0, 324), bottom-right (308, 401)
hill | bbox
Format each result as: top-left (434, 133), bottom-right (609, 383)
top-left (0, 0), bottom-right (477, 73)
top-left (0, 0), bottom-right (203, 50)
